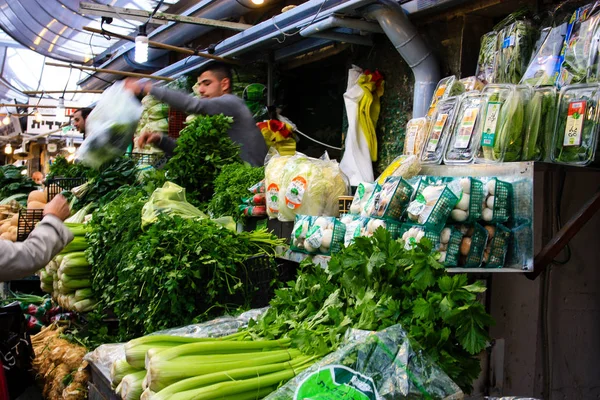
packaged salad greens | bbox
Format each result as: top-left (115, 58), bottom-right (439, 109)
top-left (476, 84), bottom-right (532, 163)
top-left (476, 31), bottom-right (500, 84)
top-left (558, 2), bottom-right (600, 87)
top-left (420, 97), bottom-right (459, 164)
top-left (552, 83), bottom-right (600, 166)
top-left (444, 92), bottom-right (485, 164)
top-left (496, 20), bottom-right (536, 84)
top-left (403, 117), bottom-right (428, 156)
top-left (523, 87), bottom-right (558, 161)
top-left (521, 23), bottom-right (569, 86)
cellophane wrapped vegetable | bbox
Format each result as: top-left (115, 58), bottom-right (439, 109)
top-left (558, 2), bottom-right (600, 87)
top-left (277, 154), bottom-right (349, 221)
top-left (264, 152), bottom-right (293, 219)
top-left (425, 75), bottom-right (456, 117)
top-left (476, 31), bottom-right (500, 84)
top-left (444, 92), bottom-right (484, 164)
top-left (496, 20), bottom-right (536, 84)
top-left (521, 24), bottom-right (569, 86)
top-left (523, 87), bottom-right (558, 161)
top-left (552, 83), bottom-right (600, 166)
top-left (459, 76), bottom-right (485, 92)
top-left (476, 84), bottom-right (531, 163)
top-left (403, 117), bottom-right (428, 156)
top-left (421, 96), bottom-right (460, 164)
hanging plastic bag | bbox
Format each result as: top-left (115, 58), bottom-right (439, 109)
top-left (76, 81), bottom-right (143, 169)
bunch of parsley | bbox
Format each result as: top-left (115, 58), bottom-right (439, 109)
top-left (247, 228), bottom-right (493, 392)
top-left (208, 163), bottom-right (264, 222)
top-left (165, 114), bottom-right (242, 207)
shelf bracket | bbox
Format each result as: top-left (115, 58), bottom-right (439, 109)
top-left (528, 187), bottom-right (600, 280)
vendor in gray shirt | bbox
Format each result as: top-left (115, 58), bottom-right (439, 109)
top-left (124, 63), bottom-right (268, 166)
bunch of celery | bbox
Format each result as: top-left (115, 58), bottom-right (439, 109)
top-left (111, 333), bottom-right (316, 400)
top-left (44, 223), bottom-right (97, 313)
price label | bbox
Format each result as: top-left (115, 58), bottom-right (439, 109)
top-left (426, 113), bottom-right (449, 152)
top-left (563, 100), bottom-right (586, 147)
top-left (405, 124), bottom-right (420, 155)
top-left (454, 106), bottom-right (480, 149)
top-left (480, 101), bottom-right (502, 147)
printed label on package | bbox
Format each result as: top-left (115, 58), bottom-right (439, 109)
top-left (563, 100), bottom-right (586, 147)
top-left (267, 183), bottom-right (280, 213)
top-left (405, 124), bottom-right (420, 155)
top-left (426, 113), bottom-right (449, 152)
top-left (285, 176), bottom-right (307, 209)
top-left (454, 106), bottom-right (480, 149)
top-left (480, 101), bottom-right (502, 147)
top-left (294, 365), bottom-right (381, 400)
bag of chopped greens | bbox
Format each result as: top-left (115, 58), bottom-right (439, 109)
top-left (558, 2), bottom-right (600, 87)
top-left (76, 81), bottom-right (143, 168)
top-left (476, 31), bottom-right (500, 84)
top-left (496, 20), bottom-right (536, 84)
top-left (521, 23), bottom-right (568, 86)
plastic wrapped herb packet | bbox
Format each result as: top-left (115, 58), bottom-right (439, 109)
top-left (420, 97), bottom-right (460, 164)
top-left (444, 92), bottom-right (485, 164)
top-left (552, 83), bottom-right (600, 166)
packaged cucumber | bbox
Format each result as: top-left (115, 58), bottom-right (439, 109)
top-left (552, 83), bottom-right (600, 166)
top-left (420, 97), bottom-right (460, 164)
top-left (444, 92), bottom-right (485, 164)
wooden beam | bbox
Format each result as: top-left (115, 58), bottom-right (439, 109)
top-left (23, 90), bottom-right (104, 95)
top-left (529, 188), bottom-right (600, 280)
top-left (83, 27), bottom-right (240, 65)
top-left (79, 2), bottom-right (251, 31)
top-left (45, 62), bottom-right (174, 81)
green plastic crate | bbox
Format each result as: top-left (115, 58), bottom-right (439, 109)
top-left (485, 224), bottom-right (511, 268)
top-left (399, 223), bottom-right (441, 249)
top-left (290, 215), bottom-right (346, 256)
top-left (468, 178), bottom-right (485, 222)
top-left (444, 226), bottom-right (465, 267)
top-left (420, 187), bottom-right (459, 233)
top-left (368, 177), bottom-right (414, 220)
top-left (464, 223), bottom-right (489, 268)
top-left (489, 179), bottom-right (513, 223)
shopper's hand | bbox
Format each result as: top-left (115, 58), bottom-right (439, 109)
top-left (44, 194), bottom-right (71, 221)
top-left (123, 78), bottom-right (152, 96)
top-left (137, 131), bottom-right (162, 148)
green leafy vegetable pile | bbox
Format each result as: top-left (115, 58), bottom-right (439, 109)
top-left (46, 155), bottom-right (95, 181)
top-left (208, 164), bottom-right (264, 221)
top-left (247, 229), bottom-right (493, 392)
top-left (87, 186), bottom-right (284, 340)
top-left (0, 165), bottom-right (39, 200)
top-left (165, 114), bottom-right (242, 206)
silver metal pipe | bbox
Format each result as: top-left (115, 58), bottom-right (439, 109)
top-left (311, 32), bottom-right (373, 46)
top-left (366, 0), bottom-right (440, 118)
top-left (299, 15), bottom-right (383, 36)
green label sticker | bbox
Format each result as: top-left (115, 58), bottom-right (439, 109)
top-left (294, 365), bottom-right (380, 400)
top-left (480, 101), bottom-right (501, 147)
top-left (357, 183), bottom-right (366, 200)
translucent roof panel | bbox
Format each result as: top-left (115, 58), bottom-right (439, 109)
top-left (0, 0), bottom-right (171, 63)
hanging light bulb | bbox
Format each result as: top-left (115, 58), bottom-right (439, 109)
top-left (2, 114), bottom-right (10, 126)
top-left (135, 25), bottom-right (149, 64)
top-left (251, 0), bottom-right (265, 4)
top-left (56, 97), bottom-right (65, 123)
top-left (4, 143), bottom-right (12, 154)
top-left (34, 108), bottom-right (42, 123)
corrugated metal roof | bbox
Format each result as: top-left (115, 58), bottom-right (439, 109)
top-left (0, 0), bottom-right (170, 63)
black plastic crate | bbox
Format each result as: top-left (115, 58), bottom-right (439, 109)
top-left (128, 152), bottom-right (168, 169)
top-left (46, 177), bottom-right (87, 202)
top-left (88, 362), bottom-right (118, 400)
top-left (17, 209), bottom-right (44, 241)
top-left (245, 255), bottom-right (298, 308)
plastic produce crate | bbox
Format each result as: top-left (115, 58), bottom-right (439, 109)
top-left (88, 362), bottom-right (118, 400)
top-left (128, 152), bottom-right (167, 168)
top-left (46, 177), bottom-right (87, 202)
top-left (17, 209), bottom-right (44, 241)
top-left (168, 108), bottom-right (187, 139)
top-left (245, 255), bottom-right (298, 308)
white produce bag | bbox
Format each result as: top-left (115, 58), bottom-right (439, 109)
top-left (340, 66), bottom-right (375, 186)
top-left (76, 81), bottom-right (143, 168)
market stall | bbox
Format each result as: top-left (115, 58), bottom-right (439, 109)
top-left (2, 0), bottom-right (600, 399)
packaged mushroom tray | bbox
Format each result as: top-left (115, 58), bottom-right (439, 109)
top-left (340, 214), bottom-right (402, 247)
top-left (290, 215), bottom-right (346, 255)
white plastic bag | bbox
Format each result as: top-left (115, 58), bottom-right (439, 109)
top-left (76, 81), bottom-right (143, 168)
